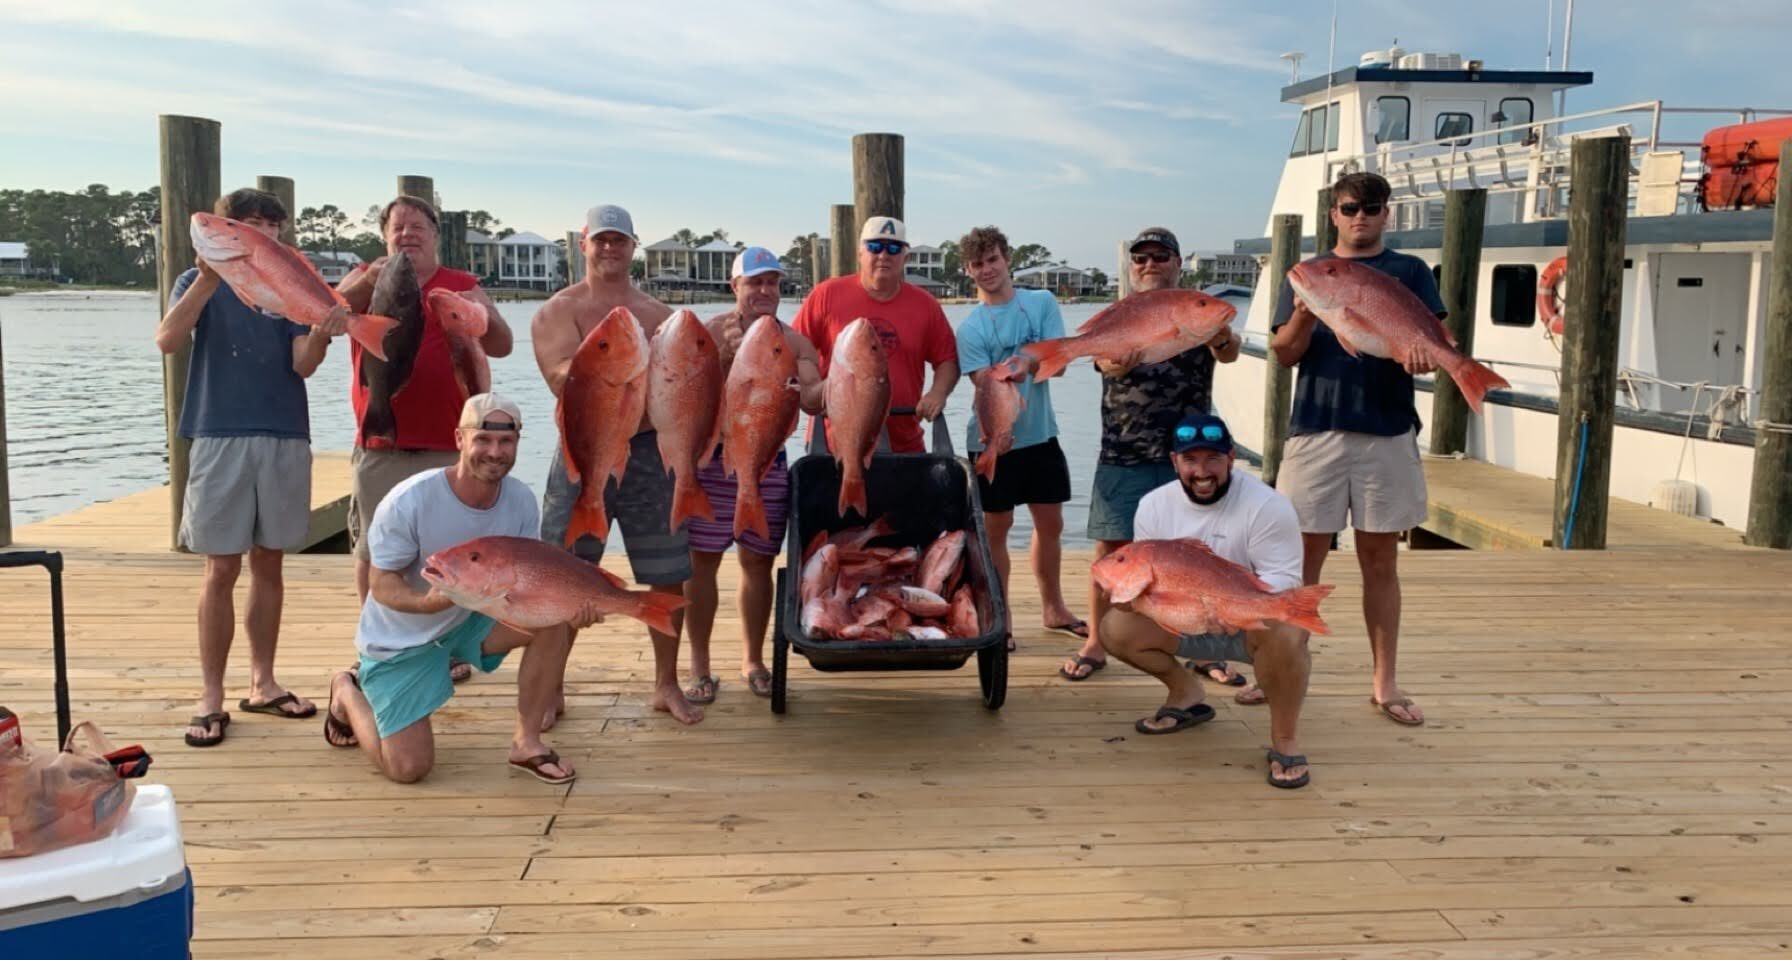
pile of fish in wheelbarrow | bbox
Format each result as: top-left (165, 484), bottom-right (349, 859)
top-left (795, 519), bottom-right (981, 643)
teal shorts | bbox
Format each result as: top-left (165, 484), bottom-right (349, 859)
top-left (1086, 462), bottom-right (1177, 542)
top-left (358, 614), bottom-right (508, 739)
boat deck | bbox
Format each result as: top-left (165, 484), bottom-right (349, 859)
top-left (3, 465), bottom-right (1791, 959)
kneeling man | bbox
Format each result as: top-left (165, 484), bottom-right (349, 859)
top-left (1099, 413), bottom-right (1314, 788)
top-left (325, 393), bottom-right (596, 785)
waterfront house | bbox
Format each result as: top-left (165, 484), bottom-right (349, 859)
top-left (1187, 251), bottom-right (1262, 288)
top-left (495, 231), bottom-right (560, 291)
top-left (1014, 262), bottom-right (1101, 297)
top-left (0, 241), bottom-right (51, 278)
top-left (643, 237), bottom-right (741, 296)
top-left (304, 250), bottom-right (363, 284)
top-left (908, 243), bottom-right (946, 280)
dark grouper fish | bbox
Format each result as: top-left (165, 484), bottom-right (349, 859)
top-left (359, 252), bottom-right (426, 449)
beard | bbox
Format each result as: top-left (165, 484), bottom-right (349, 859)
top-left (1181, 473), bottom-right (1231, 506)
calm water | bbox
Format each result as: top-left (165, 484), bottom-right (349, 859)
top-left (0, 292), bottom-right (1111, 546)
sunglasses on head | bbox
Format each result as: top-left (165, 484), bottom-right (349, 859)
top-left (468, 419), bottom-right (519, 433)
top-left (864, 239), bottom-right (906, 255)
top-left (1175, 423), bottom-right (1227, 444)
top-left (1130, 251), bottom-right (1175, 265)
top-left (1336, 201), bottom-right (1386, 218)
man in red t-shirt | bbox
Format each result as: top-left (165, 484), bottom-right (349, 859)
top-left (337, 197), bottom-right (515, 622)
top-left (793, 216), bottom-right (958, 452)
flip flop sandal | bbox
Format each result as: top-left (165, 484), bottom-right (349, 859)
top-left (183, 712), bottom-right (230, 748)
top-left (237, 692), bottom-right (318, 719)
top-left (1133, 703), bottom-right (1215, 735)
top-left (323, 670), bottom-right (360, 748)
top-left (449, 659), bottom-right (474, 684)
top-left (743, 668), bottom-right (774, 699)
top-left (1266, 749), bottom-right (1311, 789)
top-left (1190, 661), bottom-right (1248, 686)
top-left (509, 751), bottom-right (576, 785)
top-left (1370, 696), bottom-right (1426, 726)
top-left (1235, 686), bottom-right (1267, 706)
top-left (684, 675), bottom-right (720, 705)
top-left (1045, 619), bottom-right (1090, 640)
top-left (1059, 655), bottom-right (1107, 682)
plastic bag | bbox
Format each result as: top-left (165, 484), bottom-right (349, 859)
top-left (0, 709), bottom-right (146, 858)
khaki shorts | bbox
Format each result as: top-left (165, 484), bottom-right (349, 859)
top-left (179, 436), bottom-right (312, 555)
top-left (349, 447), bottom-right (459, 560)
top-left (1277, 430), bottom-right (1427, 535)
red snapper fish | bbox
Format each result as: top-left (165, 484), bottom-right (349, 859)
top-left (1019, 288), bottom-right (1236, 380)
top-left (722, 316), bottom-right (801, 541)
top-left (647, 309), bottom-right (723, 530)
top-left (824, 318), bottom-right (891, 518)
top-left (189, 213), bottom-right (397, 359)
top-left (971, 369), bottom-right (1024, 482)
top-left (557, 306), bottom-right (650, 546)
top-left (917, 529), bottom-right (965, 596)
top-left (1091, 538), bottom-right (1333, 636)
top-left (1287, 257), bottom-right (1510, 413)
top-left (426, 288), bottom-right (491, 399)
top-left (422, 536), bottom-right (686, 636)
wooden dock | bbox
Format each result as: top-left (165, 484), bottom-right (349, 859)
top-left (3, 467), bottom-right (1792, 958)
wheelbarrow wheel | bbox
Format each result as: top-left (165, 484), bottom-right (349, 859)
top-left (977, 640), bottom-right (1007, 710)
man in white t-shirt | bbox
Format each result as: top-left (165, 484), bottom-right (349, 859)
top-left (1100, 413), bottom-right (1314, 788)
top-left (323, 393), bottom-right (603, 785)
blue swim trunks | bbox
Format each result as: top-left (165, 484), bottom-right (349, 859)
top-left (357, 613), bottom-right (508, 738)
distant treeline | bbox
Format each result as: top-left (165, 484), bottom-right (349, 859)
top-left (0, 185), bottom-right (159, 285)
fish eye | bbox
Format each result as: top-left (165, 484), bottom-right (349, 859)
top-left (469, 552), bottom-right (480, 562)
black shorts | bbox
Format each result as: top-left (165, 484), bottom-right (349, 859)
top-left (976, 437), bottom-right (1072, 514)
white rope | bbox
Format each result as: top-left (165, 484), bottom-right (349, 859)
top-left (1754, 419), bottom-right (1792, 435)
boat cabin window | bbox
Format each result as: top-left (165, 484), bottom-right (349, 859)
top-left (1491, 264), bottom-right (1538, 327)
top-left (1496, 98), bottom-right (1534, 144)
top-left (1435, 112), bottom-right (1474, 146)
top-left (1289, 111), bottom-right (1312, 157)
top-left (1374, 96), bottom-right (1410, 143)
top-left (1288, 102), bottom-right (1341, 157)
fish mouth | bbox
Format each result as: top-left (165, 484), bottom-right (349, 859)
top-left (420, 564), bottom-right (444, 583)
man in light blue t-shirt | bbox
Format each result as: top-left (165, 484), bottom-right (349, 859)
top-left (955, 226), bottom-right (1083, 649)
top-left (324, 394), bottom-right (603, 786)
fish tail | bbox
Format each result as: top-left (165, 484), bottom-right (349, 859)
top-left (668, 471), bottom-right (714, 531)
top-left (360, 397), bottom-right (397, 450)
top-left (975, 446), bottom-right (999, 483)
top-left (349, 313), bottom-right (398, 361)
top-left (1020, 339), bottom-right (1073, 381)
top-left (564, 493), bottom-right (609, 550)
top-left (633, 589), bottom-right (688, 637)
top-left (735, 478), bottom-right (769, 542)
top-left (1444, 355), bottom-right (1512, 415)
top-left (837, 463), bottom-right (869, 520)
top-left (1275, 583), bottom-right (1336, 635)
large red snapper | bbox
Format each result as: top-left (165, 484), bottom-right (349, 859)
top-left (647, 309), bottom-right (723, 530)
top-left (971, 369), bottom-right (1024, 483)
top-left (721, 316), bottom-right (801, 541)
top-left (1091, 538), bottom-right (1333, 636)
top-left (422, 536), bottom-right (686, 636)
top-left (556, 306), bottom-right (650, 546)
top-left (823, 318), bottom-right (891, 518)
top-left (426, 288), bottom-right (491, 399)
top-left (1019, 288), bottom-right (1235, 380)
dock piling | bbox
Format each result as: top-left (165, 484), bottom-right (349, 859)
top-left (1552, 136), bottom-right (1630, 550)
top-left (396, 176), bottom-right (434, 204)
top-left (255, 175), bottom-right (296, 246)
top-left (829, 203), bottom-right (855, 280)
top-left (0, 325), bottom-right (11, 547)
top-left (1745, 140), bottom-right (1792, 548)
top-left (851, 134), bottom-right (904, 236)
top-left (808, 236), bottom-right (826, 289)
top-left (1260, 213), bottom-right (1302, 486)
top-left (158, 114), bottom-right (221, 551)
top-left (1116, 241), bottom-right (1134, 298)
top-left (439, 210), bottom-right (469, 271)
top-left (1316, 187), bottom-right (1339, 252)
top-left (565, 231), bottom-right (585, 285)
top-left (1431, 188), bottom-right (1489, 455)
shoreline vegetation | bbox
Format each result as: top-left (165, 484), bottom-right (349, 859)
top-left (0, 279), bottom-right (1117, 305)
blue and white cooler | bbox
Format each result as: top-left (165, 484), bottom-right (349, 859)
top-left (0, 785), bottom-right (194, 957)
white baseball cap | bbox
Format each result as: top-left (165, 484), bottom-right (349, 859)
top-left (584, 204), bottom-right (635, 239)
top-left (858, 216), bottom-right (907, 245)
top-left (459, 392), bottom-right (522, 431)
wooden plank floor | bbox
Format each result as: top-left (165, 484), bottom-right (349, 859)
top-left (4, 484), bottom-right (1792, 957)
top-left (1419, 456), bottom-right (1746, 551)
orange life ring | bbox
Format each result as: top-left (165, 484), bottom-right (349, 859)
top-left (1537, 256), bottom-right (1568, 336)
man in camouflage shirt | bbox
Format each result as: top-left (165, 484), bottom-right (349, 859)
top-left (1060, 227), bottom-right (1242, 682)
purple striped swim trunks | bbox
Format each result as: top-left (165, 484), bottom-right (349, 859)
top-left (687, 449), bottom-right (788, 556)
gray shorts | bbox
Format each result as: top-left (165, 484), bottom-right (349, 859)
top-left (1277, 429), bottom-right (1428, 534)
top-left (1176, 631), bottom-right (1251, 664)
top-left (541, 430), bottom-right (692, 586)
top-left (179, 436), bottom-right (312, 555)
top-left (1086, 461), bottom-right (1177, 543)
top-left (349, 447), bottom-right (459, 560)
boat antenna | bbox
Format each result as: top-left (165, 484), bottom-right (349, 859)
top-left (1558, 0), bottom-right (1575, 116)
top-left (1321, 0), bottom-right (1338, 179)
top-left (1545, 0), bottom-right (1554, 69)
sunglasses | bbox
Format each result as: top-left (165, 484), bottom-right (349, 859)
top-left (1175, 423), bottom-right (1227, 444)
top-left (1336, 201), bottom-right (1386, 218)
top-left (466, 420), bottom-right (519, 433)
top-left (1130, 251), bottom-right (1175, 265)
top-left (864, 240), bottom-right (907, 256)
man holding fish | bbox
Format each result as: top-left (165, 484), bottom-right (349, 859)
top-left (1266, 172), bottom-right (1507, 727)
top-left (1050, 228), bottom-right (1243, 685)
top-left (533, 204), bottom-right (703, 725)
top-left (158, 188), bottom-right (351, 747)
top-left (952, 225), bottom-right (1082, 649)
top-left (679, 247), bottom-right (825, 702)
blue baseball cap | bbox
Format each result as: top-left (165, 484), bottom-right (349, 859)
top-left (731, 245), bottom-right (784, 279)
top-left (1171, 412), bottom-right (1233, 454)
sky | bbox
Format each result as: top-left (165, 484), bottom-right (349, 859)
top-left (4, 0), bottom-right (1792, 269)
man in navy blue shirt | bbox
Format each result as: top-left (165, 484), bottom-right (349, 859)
top-left (155, 188), bottom-right (347, 748)
top-left (1263, 172), bottom-right (1442, 727)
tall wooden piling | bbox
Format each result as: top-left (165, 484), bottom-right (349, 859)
top-left (396, 176), bottom-right (434, 204)
top-left (1316, 187), bottom-right (1339, 252)
top-left (565, 231), bottom-right (585, 286)
top-left (1745, 140), bottom-right (1792, 548)
top-left (851, 134), bottom-right (904, 236)
top-left (0, 324), bottom-right (11, 547)
top-left (256, 175), bottom-right (296, 246)
top-left (1430, 188), bottom-right (1489, 456)
top-left (439, 210), bottom-right (469, 271)
top-left (1552, 136), bottom-right (1630, 550)
top-left (809, 236), bottom-right (826, 288)
top-left (829, 203), bottom-right (855, 280)
top-left (159, 114), bottom-right (221, 550)
top-left (1116, 241), bottom-right (1135, 298)
top-left (1260, 214), bottom-right (1303, 486)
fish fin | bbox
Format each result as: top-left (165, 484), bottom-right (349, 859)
top-left (1271, 583), bottom-right (1334, 635)
top-left (563, 495), bottom-right (608, 551)
top-left (1020, 339), bottom-right (1073, 381)
top-left (1444, 355), bottom-right (1512, 415)
top-left (668, 473), bottom-right (715, 531)
top-left (592, 565), bottom-right (629, 590)
top-left (734, 480), bottom-right (769, 542)
top-left (633, 589), bottom-right (687, 637)
top-left (359, 397), bottom-right (397, 450)
top-left (348, 313), bottom-right (398, 362)
top-left (1106, 569), bottom-right (1153, 604)
top-left (1332, 310), bottom-right (1367, 358)
top-left (697, 415), bottom-right (722, 470)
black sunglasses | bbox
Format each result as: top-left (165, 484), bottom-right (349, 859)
top-left (1130, 251), bottom-right (1175, 265)
top-left (1336, 201), bottom-right (1386, 217)
top-left (864, 239), bottom-right (907, 255)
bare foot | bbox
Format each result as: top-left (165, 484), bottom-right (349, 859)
top-left (650, 684), bottom-right (704, 725)
top-left (1234, 685), bottom-right (1267, 706)
top-left (540, 695), bottom-right (566, 733)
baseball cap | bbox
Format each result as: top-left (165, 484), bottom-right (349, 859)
top-left (859, 216), bottom-right (907, 245)
top-left (584, 204), bottom-right (635, 239)
top-left (1128, 226), bottom-right (1181, 256)
top-left (731, 245), bottom-right (785, 279)
top-left (459, 392), bottom-right (523, 432)
top-left (1170, 412), bottom-right (1232, 455)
